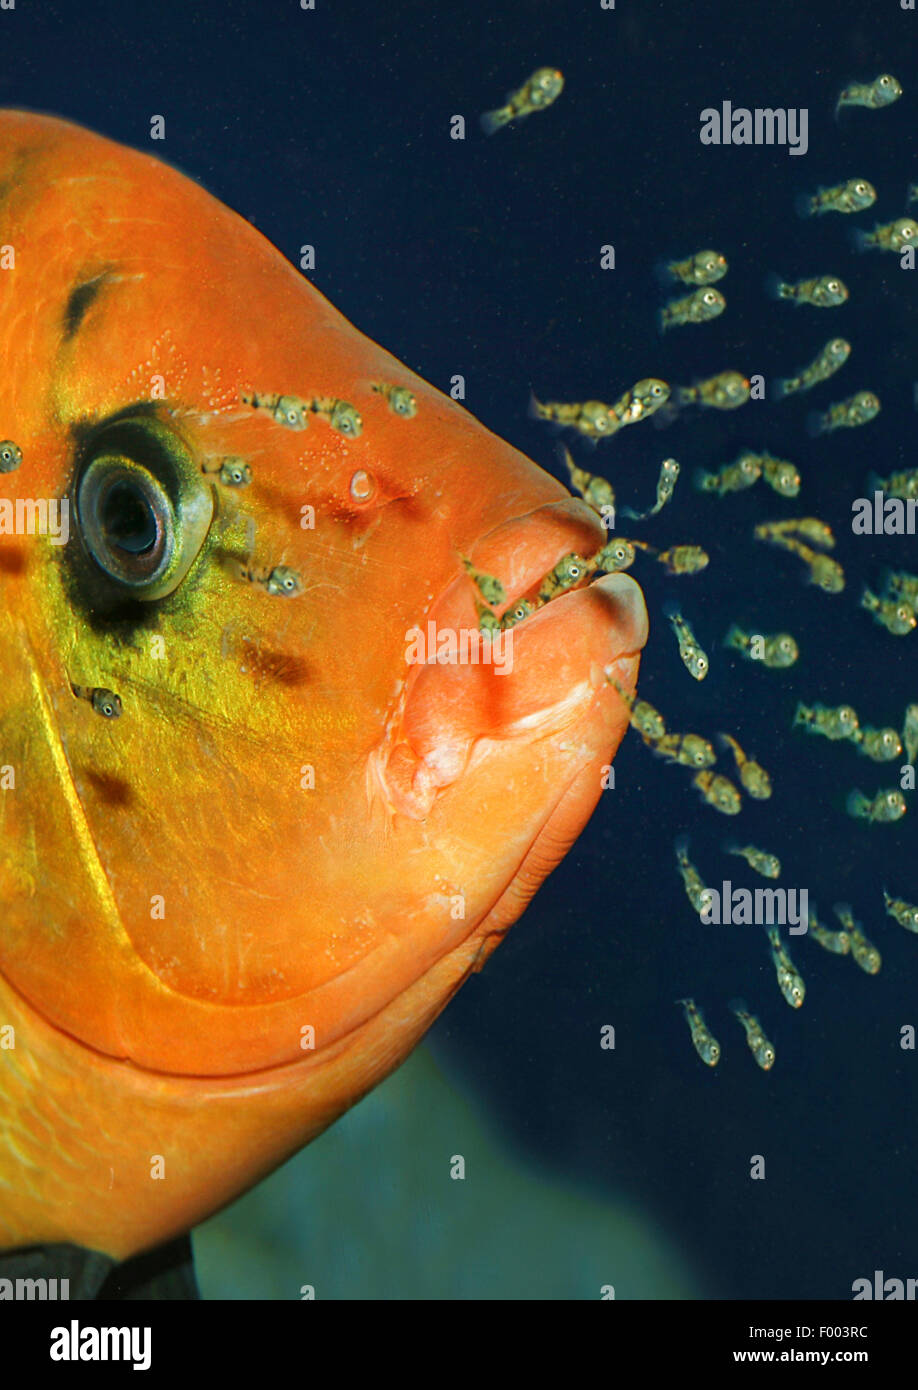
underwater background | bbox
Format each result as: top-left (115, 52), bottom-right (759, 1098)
top-left (5, 0), bottom-right (918, 1298)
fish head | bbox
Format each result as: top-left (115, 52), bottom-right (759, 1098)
top-left (0, 111), bottom-right (647, 1255)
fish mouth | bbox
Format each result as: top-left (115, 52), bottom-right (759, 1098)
top-left (369, 497), bottom-right (649, 819)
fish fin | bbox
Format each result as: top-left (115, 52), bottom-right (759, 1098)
top-left (479, 109), bottom-right (505, 136)
top-left (764, 273), bottom-right (788, 300)
top-left (662, 597), bottom-right (681, 619)
top-left (848, 226), bottom-right (871, 254)
top-left (723, 624), bottom-right (744, 650)
top-left (657, 306), bottom-right (669, 335)
top-left (653, 258), bottom-right (676, 286)
top-left (528, 390), bottom-right (550, 421)
top-left (832, 901), bottom-right (852, 918)
top-left (772, 376), bottom-right (794, 400)
top-left (724, 841), bottom-right (739, 855)
top-left (693, 468), bottom-right (716, 492)
top-left (728, 996), bottom-right (748, 1014)
top-left (845, 790), bottom-right (866, 817)
top-left (805, 410), bottom-right (825, 437)
top-left (673, 834), bottom-right (690, 859)
top-left (793, 192), bottom-right (814, 219)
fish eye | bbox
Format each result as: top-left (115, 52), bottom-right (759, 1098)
top-left (75, 416), bottom-right (213, 601)
top-left (828, 281), bottom-right (840, 291)
top-left (880, 75), bottom-right (891, 86)
top-left (595, 415), bottom-right (610, 431)
top-left (855, 182), bottom-right (868, 193)
top-left (651, 384), bottom-right (665, 397)
top-left (703, 291), bottom-right (717, 304)
top-left (568, 564), bottom-right (582, 579)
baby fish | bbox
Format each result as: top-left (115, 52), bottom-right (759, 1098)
top-left (500, 598), bottom-right (538, 630)
top-left (678, 370), bottom-right (750, 411)
top-left (530, 394), bottom-right (618, 441)
top-left (836, 73), bottom-right (902, 115)
top-left (622, 458), bottom-right (680, 520)
top-left (793, 702), bottom-right (859, 741)
top-left (310, 396), bottom-right (363, 438)
top-left (370, 382), bottom-right (417, 418)
top-left (910, 184), bottom-right (918, 207)
top-left (809, 391), bottom-right (880, 435)
top-left (70, 684), bottom-right (123, 720)
top-left (695, 451), bottom-right (762, 495)
top-left (729, 1001), bottom-right (776, 1071)
top-left (462, 557), bottom-right (507, 607)
top-left (653, 732), bottom-right (716, 769)
top-left (870, 467), bottom-right (918, 501)
top-left (264, 565), bottom-right (304, 597)
top-left (861, 588), bottom-right (916, 636)
top-left (885, 570), bottom-right (918, 612)
top-left (370, 382), bottom-right (416, 419)
top-left (762, 456), bottom-right (801, 497)
top-left (611, 678), bottom-right (667, 744)
top-left (726, 844), bottom-right (781, 878)
top-left (664, 250), bottom-right (728, 285)
top-left (537, 552), bottom-right (591, 603)
top-left (660, 286), bottom-right (725, 333)
top-left (807, 908), bottom-right (850, 955)
top-left (718, 733), bottom-right (772, 799)
top-left (757, 531), bottom-right (845, 593)
top-left (904, 704), bottom-right (918, 764)
top-left (692, 770), bottom-right (742, 815)
top-left (854, 726), bottom-right (903, 762)
top-left (202, 456), bottom-right (252, 488)
top-left (756, 517), bottom-right (835, 550)
top-left (775, 338), bottom-right (850, 398)
top-left (846, 788), bottom-right (908, 824)
top-left (610, 378), bottom-right (671, 428)
top-left (674, 837), bottom-right (712, 915)
top-left (884, 889), bottom-right (918, 934)
top-left (664, 603), bottom-right (709, 680)
top-left (655, 545), bottom-right (709, 576)
top-left (677, 998), bottom-right (721, 1067)
top-left (0, 440), bottom-right (22, 473)
top-left (241, 389), bottom-right (310, 430)
top-left (766, 925), bottom-right (805, 1008)
top-left (476, 602), bottom-right (502, 633)
top-left (594, 538), bottom-right (637, 573)
top-left (560, 447), bottom-right (616, 514)
top-left (767, 273), bottom-right (848, 307)
top-left (481, 66), bottom-right (564, 135)
top-left (725, 627), bottom-right (799, 669)
top-left (797, 178), bottom-right (876, 216)
top-left (833, 906), bottom-right (882, 974)
top-left (854, 217), bottom-right (918, 254)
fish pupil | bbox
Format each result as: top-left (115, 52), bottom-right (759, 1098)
top-left (102, 480), bottom-right (158, 555)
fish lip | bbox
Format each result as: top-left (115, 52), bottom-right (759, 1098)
top-left (460, 495), bottom-right (610, 614)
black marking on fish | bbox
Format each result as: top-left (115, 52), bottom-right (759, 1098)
top-left (62, 270), bottom-right (115, 342)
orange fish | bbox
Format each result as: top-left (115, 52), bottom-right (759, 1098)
top-left (0, 111), bottom-right (647, 1261)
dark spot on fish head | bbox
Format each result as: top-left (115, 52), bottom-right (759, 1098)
top-left (80, 768), bottom-right (133, 807)
top-left (0, 547), bottom-right (27, 575)
top-left (62, 269), bottom-right (115, 342)
top-left (238, 637), bottom-right (310, 687)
